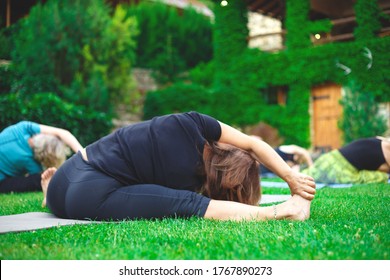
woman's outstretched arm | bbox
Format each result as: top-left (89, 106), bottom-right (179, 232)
top-left (381, 138), bottom-right (390, 169)
top-left (39, 124), bottom-right (83, 153)
top-left (217, 121), bottom-right (316, 200)
top-left (280, 144), bottom-right (314, 167)
top-left (204, 195), bottom-right (310, 221)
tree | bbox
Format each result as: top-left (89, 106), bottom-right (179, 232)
top-left (339, 80), bottom-right (387, 144)
top-left (11, 0), bottom-right (138, 114)
top-left (127, 2), bottom-right (213, 83)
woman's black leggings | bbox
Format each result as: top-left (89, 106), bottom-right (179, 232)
top-left (0, 173), bottom-right (41, 193)
top-left (46, 152), bottom-right (211, 221)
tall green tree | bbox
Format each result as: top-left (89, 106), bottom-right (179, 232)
top-left (127, 1), bottom-right (213, 83)
top-left (11, 0), bottom-right (138, 113)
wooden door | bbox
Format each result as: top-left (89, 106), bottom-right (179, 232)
top-left (311, 83), bottom-right (343, 151)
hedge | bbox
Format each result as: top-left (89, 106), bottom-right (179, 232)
top-left (0, 93), bottom-right (112, 146)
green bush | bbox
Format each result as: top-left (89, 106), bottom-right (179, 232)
top-left (0, 63), bottom-right (14, 95)
top-left (143, 83), bottom-right (212, 120)
top-left (188, 61), bottom-right (215, 88)
top-left (127, 1), bottom-right (213, 83)
top-left (11, 0), bottom-right (138, 113)
top-left (0, 93), bottom-right (112, 146)
top-left (0, 23), bottom-right (13, 60)
top-left (0, 21), bottom-right (15, 95)
top-left (354, 0), bottom-right (382, 41)
top-left (339, 80), bottom-right (387, 143)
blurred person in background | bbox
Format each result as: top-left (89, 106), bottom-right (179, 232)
top-left (251, 136), bottom-right (313, 177)
top-left (0, 121), bottom-right (83, 206)
top-left (301, 136), bottom-right (390, 184)
top-left (260, 145), bottom-right (313, 176)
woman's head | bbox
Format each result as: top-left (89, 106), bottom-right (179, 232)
top-left (31, 134), bottom-right (70, 169)
top-left (201, 142), bottom-right (261, 205)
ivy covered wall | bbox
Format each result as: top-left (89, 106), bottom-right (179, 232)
top-left (144, 0), bottom-right (390, 147)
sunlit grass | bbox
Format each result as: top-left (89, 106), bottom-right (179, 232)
top-left (0, 184), bottom-right (389, 260)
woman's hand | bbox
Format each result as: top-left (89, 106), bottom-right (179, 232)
top-left (285, 170), bottom-right (316, 200)
top-left (216, 121), bottom-right (316, 201)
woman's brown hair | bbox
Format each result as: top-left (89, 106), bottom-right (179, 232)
top-left (200, 142), bottom-right (261, 205)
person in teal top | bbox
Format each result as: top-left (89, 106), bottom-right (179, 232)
top-left (0, 121), bottom-right (42, 181)
top-left (0, 121), bottom-right (83, 206)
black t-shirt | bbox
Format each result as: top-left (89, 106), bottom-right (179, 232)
top-left (275, 147), bottom-right (295, 163)
top-left (86, 112), bottom-right (221, 190)
top-left (339, 137), bottom-right (385, 170)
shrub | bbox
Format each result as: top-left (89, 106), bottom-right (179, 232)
top-left (11, 0), bottom-right (138, 114)
top-left (0, 22), bottom-right (13, 60)
top-left (339, 80), bottom-right (387, 143)
top-left (0, 22), bottom-right (16, 95)
top-left (143, 83), bottom-right (212, 120)
top-left (127, 1), bottom-right (213, 83)
top-left (188, 62), bottom-right (215, 88)
top-left (0, 93), bottom-right (112, 146)
top-left (0, 63), bottom-right (14, 95)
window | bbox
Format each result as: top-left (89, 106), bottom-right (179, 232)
top-left (263, 86), bottom-right (288, 105)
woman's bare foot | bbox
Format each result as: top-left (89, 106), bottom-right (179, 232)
top-left (275, 195), bottom-right (311, 221)
top-left (41, 167), bottom-right (57, 207)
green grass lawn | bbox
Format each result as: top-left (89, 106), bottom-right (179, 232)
top-left (0, 184), bottom-right (389, 260)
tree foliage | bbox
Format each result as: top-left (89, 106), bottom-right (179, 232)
top-left (340, 80), bottom-right (387, 143)
top-left (0, 93), bottom-right (112, 146)
top-left (143, 0), bottom-right (390, 146)
top-left (10, 0), bottom-right (138, 114)
top-left (126, 1), bottom-right (213, 83)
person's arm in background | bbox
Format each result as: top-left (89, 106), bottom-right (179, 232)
top-left (379, 137), bottom-right (390, 173)
top-left (280, 145), bottom-right (314, 167)
top-left (39, 124), bottom-right (83, 153)
top-left (218, 122), bottom-right (316, 200)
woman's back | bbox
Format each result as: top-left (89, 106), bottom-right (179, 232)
top-left (85, 112), bottom-right (221, 190)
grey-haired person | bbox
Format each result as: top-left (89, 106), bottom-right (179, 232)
top-left (0, 121), bottom-right (83, 206)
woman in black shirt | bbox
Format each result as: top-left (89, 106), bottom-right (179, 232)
top-left (44, 112), bottom-right (315, 222)
top-left (302, 137), bottom-right (390, 184)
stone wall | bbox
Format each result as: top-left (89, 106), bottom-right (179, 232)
top-left (247, 12), bottom-right (283, 52)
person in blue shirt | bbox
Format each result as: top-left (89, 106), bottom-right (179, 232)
top-left (0, 121), bottom-right (83, 206)
top-left (43, 112), bottom-right (315, 222)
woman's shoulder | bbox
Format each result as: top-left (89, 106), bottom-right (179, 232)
top-left (15, 121), bottom-right (41, 134)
